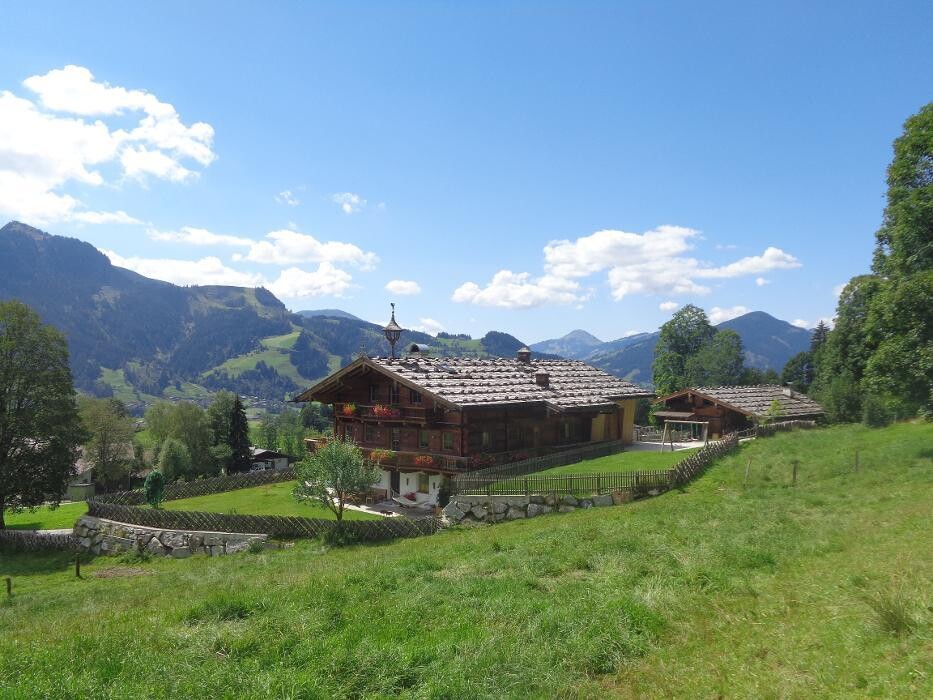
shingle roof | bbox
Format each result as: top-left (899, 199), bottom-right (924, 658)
top-left (662, 385), bottom-right (824, 419)
top-left (297, 356), bottom-right (653, 411)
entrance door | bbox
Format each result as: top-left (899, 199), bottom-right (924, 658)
top-left (390, 469), bottom-right (400, 494)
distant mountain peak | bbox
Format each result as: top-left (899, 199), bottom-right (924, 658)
top-left (297, 308), bottom-right (363, 322)
top-left (530, 328), bottom-right (605, 360)
top-left (1, 220), bottom-right (51, 240)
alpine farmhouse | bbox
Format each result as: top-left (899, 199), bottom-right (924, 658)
top-left (294, 346), bottom-right (653, 506)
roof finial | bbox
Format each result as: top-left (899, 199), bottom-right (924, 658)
top-left (383, 302), bottom-right (404, 359)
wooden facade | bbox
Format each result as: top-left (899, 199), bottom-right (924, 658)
top-left (294, 352), bottom-right (652, 502)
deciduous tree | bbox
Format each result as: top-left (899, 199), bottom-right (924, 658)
top-left (293, 437), bottom-right (379, 523)
top-left (0, 301), bottom-right (87, 528)
top-left (79, 397), bottom-right (136, 490)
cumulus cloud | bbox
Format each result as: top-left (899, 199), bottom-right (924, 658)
top-left (708, 305), bottom-right (750, 324)
top-left (385, 279), bottom-right (421, 296)
top-left (330, 192), bottom-right (366, 214)
top-left (103, 250), bottom-right (263, 287)
top-left (451, 271), bottom-right (588, 309)
top-left (454, 225), bottom-right (802, 309)
top-left (0, 65), bottom-right (214, 225)
top-left (275, 189), bottom-right (300, 206)
top-left (659, 301), bottom-right (679, 312)
top-left (833, 282), bottom-right (847, 299)
top-left (147, 226), bottom-right (252, 247)
top-left (412, 318), bottom-right (445, 336)
top-left (790, 319), bottom-right (810, 329)
top-left (755, 277), bottom-right (771, 286)
top-left (238, 228), bottom-right (378, 269)
top-left (265, 263), bottom-right (353, 299)
top-left (103, 249), bottom-right (354, 299)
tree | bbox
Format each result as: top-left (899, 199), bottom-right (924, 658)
top-left (158, 438), bottom-right (191, 482)
top-left (276, 409), bottom-right (305, 457)
top-left (206, 391), bottom-right (236, 449)
top-left (79, 397), bottom-right (136, 490)
top-left (810, 321), bottom-right (830, 355)
top-left (228, 395), bottom-right (252, 473)
top-left (293, 437), bottom-right (379, 523)
top-left (144, 470), bottom-right (166, 508)
top-left (685, 329), bottom-right (745, 387)
top-left (0, 301), bottom-right (87, 528)
top-left (144, 401), bottom-right (215, 477)
top-left (258, 413), bottom-right (279, 451)
top-left (763, 399), bottom-right (785, 422)
top-left (653, 304), bottom-right (717, 394)
top-left (781, 351), bottom-right (814, 393)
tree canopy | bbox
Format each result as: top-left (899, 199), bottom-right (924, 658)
top-left (79, 397), bottom-right (136, 490)
top-left (293, 437), bottom-right (380, 523)
top-left (0, 301), bottom-right (87, 528)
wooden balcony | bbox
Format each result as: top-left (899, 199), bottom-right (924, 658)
top-left (360, 447), bottom-right (470, 473)
top-left (337, 403), bottom-right (450, 425)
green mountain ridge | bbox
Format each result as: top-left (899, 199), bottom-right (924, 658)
top-left (0, 222), bottom-right (549, 411)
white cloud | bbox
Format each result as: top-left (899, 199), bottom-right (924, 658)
top-left (239, 228), bottom-right (378, 269)
top-left (0, 65), bottom-right (214, 225)
top-left (385, 279), bottom-right (421, 296)
top-left (148, 226), bottom-right (253, 247)
top-left (790, 319), bottom-right (810, 329)
top-left (833, 282), bottom-right (847, 299)
top-left (454, 226), bottom-right (802, 308)
top-left (452, 270), bottom-right (588, 309)
top-left (708, 305), bottom-right (750, 324)
top-left (265, 263), bottom-right (353, 299)
top-left (659, 301), bottom-right (679, 312)
top-left (71, 210), bottom-right (141, 225)
top-left (330, 192), bottom-right (366, 214)
top-left (275, 189), bottom-right (300, 206)
top-left (413, 318), bottom-right (445, 336)
top-left (755, 277), bottom-right (771, 286)
top-left (103, 250), bottom-right (263, 287)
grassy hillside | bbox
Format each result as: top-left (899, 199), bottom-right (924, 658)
top-left (1, 423), bottom-right (930, 697)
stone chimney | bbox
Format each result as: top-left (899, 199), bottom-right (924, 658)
top-left (516, 346), bottom-right (532, 364)
top-left (535, 370), bottom-right (550, 388)
top-left (782, 385), bottom-right (794, 398)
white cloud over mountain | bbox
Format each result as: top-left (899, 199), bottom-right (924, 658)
top-left (148, 226), bottom-right (253, 247)
top-left (385, 279), bottom-right (422, 295)
top-left (0, 65), bottom-right (214, 225)
top-left (453, 226), bottom-right (801, 309)
top-left (238, 229), bottom-right (378, 269)
top-left (708, 305), bottom-right (750, 324)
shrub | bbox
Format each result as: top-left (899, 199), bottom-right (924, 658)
top-left (862, 394), bottom-right (893, 428)
top-left (143, 471), bottom-right (165, 509)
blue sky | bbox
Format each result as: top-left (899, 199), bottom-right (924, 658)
top-left (1, 1), bottom-right (931, 343)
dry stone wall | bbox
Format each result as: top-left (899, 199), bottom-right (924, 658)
top-left (74, 515), bottom-right (267, 557)
top-left (442, 489), bottom-right (643, 524)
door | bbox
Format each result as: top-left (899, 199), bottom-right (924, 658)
top-left (390, 469), bottom-right (400, 494)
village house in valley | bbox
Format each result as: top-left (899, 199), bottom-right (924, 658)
top-left (294, 311), bottom-right (653, 505)
top-left (654, 385), bottom-right (825, 437)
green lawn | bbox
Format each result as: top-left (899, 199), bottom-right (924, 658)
top-left (163, 481), bottom-right (379, 520)
top-left (1, 422), bottom-right (930, 697)
top-left (533, 446), bottom-right (700, 475)
top-left (4, 481), bottom-right (378, 530)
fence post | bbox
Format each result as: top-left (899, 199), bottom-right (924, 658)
top-left (854, 450), bottom-right (859, 472)
top-left (743, 459), bottom-right (751, 488)
top-left (75, 552), bottom-right (82, 579)
top-left (792, 459), bottom-right (799, 486)
top-left (596, 474), bottom-right (601, 494)
top-left (5, 577), bottom-right (11, 598)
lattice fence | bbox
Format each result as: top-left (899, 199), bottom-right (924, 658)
top-left (669, 432), bottom-right (740, 486)
top-left (0, 529), bottom-right (79, 552)
top-left (95, 468), bottom-right (297, 505)
top-left (86, 500), bottom-right (440, 542)
top-left (755, 420), bottom-right (818, 438)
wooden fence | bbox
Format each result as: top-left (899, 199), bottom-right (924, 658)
top-left (452, 432), bottom-right (741, 497)
top-left (0, 529), bottom-right (79, 553)
top-left (86, 500), bottom-right (441, 542)
top-left (94, 468), bottom-right (297, 506)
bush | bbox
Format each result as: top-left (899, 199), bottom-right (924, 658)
top-left (143, 471), bottom-right (166, 509)
top-left (862, 394), bottom-right (893, 428)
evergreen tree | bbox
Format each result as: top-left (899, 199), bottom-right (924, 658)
top-left (229, 395), bottom-right (252, 473)
top-left (810, 321), bottom-right (829, 354)
top-left (781, 351), bottom-right (814, 392)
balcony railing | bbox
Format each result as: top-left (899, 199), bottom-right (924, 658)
top-left (337, 403), bottom-right (450, 424)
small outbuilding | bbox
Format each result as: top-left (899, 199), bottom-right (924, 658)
top-left (654, 385), bottom-right (824, 438)
top-left (250, 447), bottom-right (292, 471)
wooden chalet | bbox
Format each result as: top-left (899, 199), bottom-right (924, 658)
top-left (294, 347), bottom-right (653, 505)
top-left (654, 385), bottom-right (825, 437)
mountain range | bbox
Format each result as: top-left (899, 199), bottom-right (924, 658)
top-left (532, 311), bottom-right (812, 383)
top-left (1, 221), bottom-right (811, 411)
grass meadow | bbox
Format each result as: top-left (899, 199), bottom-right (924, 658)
top-left (0, 422), bottom-right (930, 697)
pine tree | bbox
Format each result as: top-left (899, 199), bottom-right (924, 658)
top-left (229, 395), bottom-right (252, 473)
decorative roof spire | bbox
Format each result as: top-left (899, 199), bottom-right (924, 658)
top-left (383, 302), bottom-right (404, 358)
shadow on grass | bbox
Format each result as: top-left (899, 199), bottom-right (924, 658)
top-left (0, 549), bottom-right (95, 576)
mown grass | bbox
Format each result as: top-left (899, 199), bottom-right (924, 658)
top-left (162, 481), bottom-right (379, 520)
top-left (5, 481), bottom-right (379, 529)
top-left (1, 423), bottom-right (930, 698)
top-left (532, 446), bottom-right (699, 475)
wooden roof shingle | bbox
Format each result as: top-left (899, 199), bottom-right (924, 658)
top-left (659, 385), bottom-right (825, 419)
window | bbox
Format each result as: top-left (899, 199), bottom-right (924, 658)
top-left (419, 429), bottom-right (429, 449)
top-left (481, 431), bottom-right (491, 448)
top-left (410, 389), bottom-right (422, 404)
top-left (369, 384), bottom-right (380, 402)
top-left (389, 384), bottom-right (400, 404)
top-left (418, 473), bottom-right (430, 493)
top-left (442, 432), bottom-right (454, 450)
top-left (364, 424), bottom-right (378, 444)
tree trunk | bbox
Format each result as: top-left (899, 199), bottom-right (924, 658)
top-left (0, 507), bottom-right (5, 530)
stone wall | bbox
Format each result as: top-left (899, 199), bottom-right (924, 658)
top-left (74, 515), bottom-right (267, 558)
top-left (441, 490), bottom-right (645, 524)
